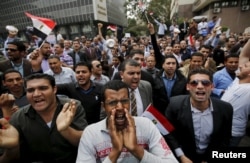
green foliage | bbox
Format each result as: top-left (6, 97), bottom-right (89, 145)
top-left (124, 0), bottom-right (171, 36)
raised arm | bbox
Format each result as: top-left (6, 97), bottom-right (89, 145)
top-left (147, 23), bottom-right (164, 69)
top-left (239, 38), bottom-right (250, 66)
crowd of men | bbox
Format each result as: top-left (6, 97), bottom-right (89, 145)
top-left (0, 17), bottom-right (250, 163)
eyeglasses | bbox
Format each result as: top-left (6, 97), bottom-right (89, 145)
top-left (189, 80), bottom-right (211, 87)
top-left (5, 48), bottom-right (18, 52)
top-left (96, 64), bottom-right (101, 68)
top-left (105, 98), bottom-right (130, 107)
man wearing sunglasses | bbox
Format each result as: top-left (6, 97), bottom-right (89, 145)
top-left (165, 68), bottom-right (233, 163)
top-left (76, 80), bottom-right (178, 163)
top-left (0, 40), bottom-right (33, 78)
top-left (90, 60), bottom-right (110, 85)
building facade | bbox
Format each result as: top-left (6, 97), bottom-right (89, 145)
top-left (0, 0), bottom-right (127, 45)
top-left (170, 0), bottom-right (250, 33)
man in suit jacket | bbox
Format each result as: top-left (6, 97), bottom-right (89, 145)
top-left (179, 18), bottom-right (189, 41)
top-left (165, 68), bottom-right (233, 163)
top-left (0, 40), bottom-right (32, 78)
top-left (113, 49), bottom-right (155, 88)
top-left (82, 39), bottom-right (97, 61)
top-left (68, 40), bottom-right (88, 68)
top-left (120, 59), bottom-right (152, 115)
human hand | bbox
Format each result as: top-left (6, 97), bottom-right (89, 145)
top-left (56, 99), bottom-right (76, 132)
top-left (147, 23), bottom-right (155, 35)
top-left (108, 109), bottom-right (123, 152)
top-left (29, 49), bottom-right (43, 71)
top-left (180, 155), bottom-right (193, 163)
top-left (0, 94), bottom-right (15, 109)
top-left (98, 23), bottom-right (103, 29)
top-left (122, 109), bottom-right (137, 151)
top-left (108, 109), bottom-right (123, 162)
top-left (0, 118), bottom-right (19, 149)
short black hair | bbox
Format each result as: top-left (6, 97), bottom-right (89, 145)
top-left (24, 73), bottom-right (55, 88)
top-left (163, 54), bottom-right (180, 68)
top-left (38, 40), bottom-right (50, 48)
top-left (224, 53), bottom-right (239, 61)
top-left (191, 52), bottom-right (204, 60)
top-left (101, 80), bottom-right (129, 102)
top-left (3, 69), bottom-right (22, 81)
top-left (74, 61), bottom-right (92, 72)
top-left (7, 40), bottom-right (26, 52)
top-left (120, 59), bottom-right (140, 72)
top-left (187, 68), bottom-right (213, 82)
top-left (129, 49), bottom-right (144, 58)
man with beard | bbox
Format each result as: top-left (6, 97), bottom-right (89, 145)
top-left (221, 39), bottom-right (250, 147)
top-left (0, 40), bottom-right (32, 78)
top-left (165, 68), bottom-right (233, 163)
top-left (76, 80), bottom-right (178, 163)
top-left (28, 41), bottom-right (53, 72)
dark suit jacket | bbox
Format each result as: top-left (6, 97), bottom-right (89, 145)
top-left (165, 95), bottom-right (233, 163)
top-left (179, 22), bottom-right (189, 40)
top-left (0, 59), bottom-right (32, 77)
top-left (138, 80), bottom-right (152, 111)
top-left (68, 51), bottom-right (88, 68)
top-left (82, 47), bottom-right (97, 61)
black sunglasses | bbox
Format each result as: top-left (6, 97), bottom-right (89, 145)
top-left (5, 48), bottom-right (18, 52)
top-left (96, 64), bottom-right (101, 68)
top-left (189, 80), bottom-right (211, 87)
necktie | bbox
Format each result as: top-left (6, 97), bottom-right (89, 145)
top-left (130, 90), bottom-right (137, 116)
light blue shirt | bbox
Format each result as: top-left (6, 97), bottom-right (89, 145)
top-left (191, 101), bottom-right (213, 154)
top-left (162, 73), bottom-right (176, 98)
top-left (212, 67), bottom-right (234, 97)
top-left (45, 67), bottom-right (77, 84)
top-left (154, 19), bottom-right (167, 35)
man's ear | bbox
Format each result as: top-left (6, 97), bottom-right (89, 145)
top-left (2, 80), bottom-right (5, 86)
top-left (53, 86), bottom-right (57, 94)
top-left (120, 71), bottom-right (124, 79)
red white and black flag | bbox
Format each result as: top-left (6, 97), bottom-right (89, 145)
top-left (25, 12), bottom-right (56, 40)
top-left (142, 104), bottom-right (174, 135)
top-left (107, 25), bottom-right (117, 31)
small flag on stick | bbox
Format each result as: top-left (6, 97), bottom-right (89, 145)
top-left (142, 104), bottom-right (174, 135)
top-left (25, 12), bottom-right (56, 40)
top-left (107, 25), bottom-right (117, 31)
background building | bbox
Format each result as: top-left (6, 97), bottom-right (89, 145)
top-left (170, 0), bottom-right (250, 33)
top-left (0, 0), bottom-right (127, 47)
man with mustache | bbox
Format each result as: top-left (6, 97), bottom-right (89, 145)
top-left (76, 80), bottom-right (178, 163)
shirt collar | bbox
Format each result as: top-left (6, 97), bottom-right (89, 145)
top-left (190, 99), bottom-right (214, 113)
top-left (162, 72), bottom-right (177, 80)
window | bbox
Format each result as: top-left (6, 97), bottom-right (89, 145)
top-left (214, 2), bottom-right (220, 8)
top-left (222, 1), bottom-right (229, 7)
top-left (241, 0), bottom-right (249, 6)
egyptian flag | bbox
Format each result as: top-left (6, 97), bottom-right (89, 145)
top-left (107, 25), bottom-right (117, 31)
top-left (25, 12), bottom-right (56, 40)
top-left (142, 104), bottom-right (174, 135)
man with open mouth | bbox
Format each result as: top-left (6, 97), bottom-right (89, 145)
top-left (76, 80), bottom-right (178, 163)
